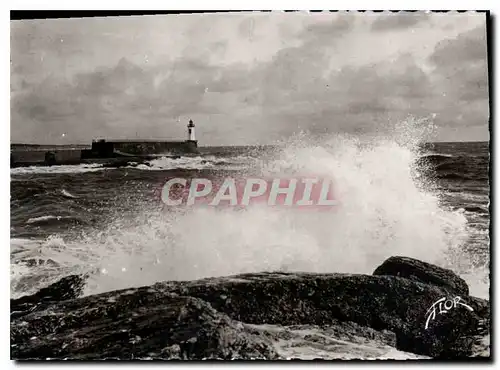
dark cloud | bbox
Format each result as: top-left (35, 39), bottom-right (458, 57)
top-left (242, 22), bottom-right (436, 139)
top-left (10, 54), bottom-right (259, 143)
top-left (430, 25), bottom-right (487, 66)
top-left (428, 25), bottom-right (489, 128)
top-left (371, 12), bottom-right (430, 31)
top-left (252, 54), bottom-right (436, 139)
top-left (10, 15), bottom-right (489, 144)
top-left (301, 16), bottom-right (354, 39)
top-left (242, 21), bottom-right (488, 141)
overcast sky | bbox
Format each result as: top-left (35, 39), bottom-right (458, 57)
top-left (11, 11), bottom-right (489, 145)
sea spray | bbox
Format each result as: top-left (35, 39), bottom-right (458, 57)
top-left (10, 117), bottom-right (480, 299)
top-left (73, 118), bottom-right (469, 295)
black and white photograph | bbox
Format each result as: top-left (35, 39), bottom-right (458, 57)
top-left (10, 10), bottom-right (491, 360)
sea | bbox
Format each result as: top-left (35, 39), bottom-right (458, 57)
top-left (10, 130), bottom-right (490, 359)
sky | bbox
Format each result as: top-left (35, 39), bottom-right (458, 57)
top-left (10, 11), bottom-right (489, 145)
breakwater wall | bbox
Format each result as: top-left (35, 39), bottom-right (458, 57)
top-left (11, 150), bottom-right (82, 166)
top-left (93, 140), bottom-right (199, 156)
top-left (11, 140), bottom-right (199, 168)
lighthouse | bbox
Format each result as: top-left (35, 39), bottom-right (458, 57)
top-left (187, 119), bottom-right (196, 141)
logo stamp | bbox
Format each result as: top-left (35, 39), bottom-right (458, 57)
top-left (425, 296), bottom-right (474, 330)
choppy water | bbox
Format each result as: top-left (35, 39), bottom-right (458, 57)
top-left (10, 129), bottom-right (490, 359)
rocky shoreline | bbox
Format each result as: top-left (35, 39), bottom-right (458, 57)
top-left (11, 256), bottom-right (490, 360)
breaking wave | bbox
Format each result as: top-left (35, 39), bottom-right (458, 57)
top-left (11, 163), bottom-right (105, 175)
top-left (133, 155), bottom-right (260, 171)
top-left (11, 117), bottom-right (487, 303)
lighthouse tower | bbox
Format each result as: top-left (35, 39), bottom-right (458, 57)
top-left (187, 119), bottom-right (196, 141)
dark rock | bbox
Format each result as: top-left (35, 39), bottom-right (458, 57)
top-left (11, 294), bottom-right (279, 360)
top-left (10, 267), bottom-right (489, 360)
top-left (11, 274), bottom-right (87, 320)
top-left (158, 272), bottom-right (487, 358)
top-left (373, 256), bottom-right (469, 296)
top-left (23, 258), bottom-right (59, 268)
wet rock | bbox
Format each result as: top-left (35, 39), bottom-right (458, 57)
top-left (11, 274), bottom-right (87, 319)
top-left (373, 256), bottom-right (469, 296)
top-left (157, 272), bottom-right (487, 358)
top-left (10, 259), bottom-right (490, 360)
top-left (23, 258), bottom-right (59, 268)
top-left (11, 294), bottom-right (279, 360)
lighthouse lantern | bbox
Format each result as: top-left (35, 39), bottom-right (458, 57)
top-left (187, 119), bottom-right (196, 141)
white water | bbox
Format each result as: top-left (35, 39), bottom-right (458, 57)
top-left (10, 155), bottom-right (257, 175)
top-left (11, 163), bottom-right (105, 175)
top-left (244, 323), bottom-right (430, 360)
top-left (134, 155), bottom-right (258, 171)
top-left (86, 131), bottom-right (472, 293)
top-left (11, 118), bottom-right (489, 359)
top-left (12, 117), bottom-right (487, 301)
